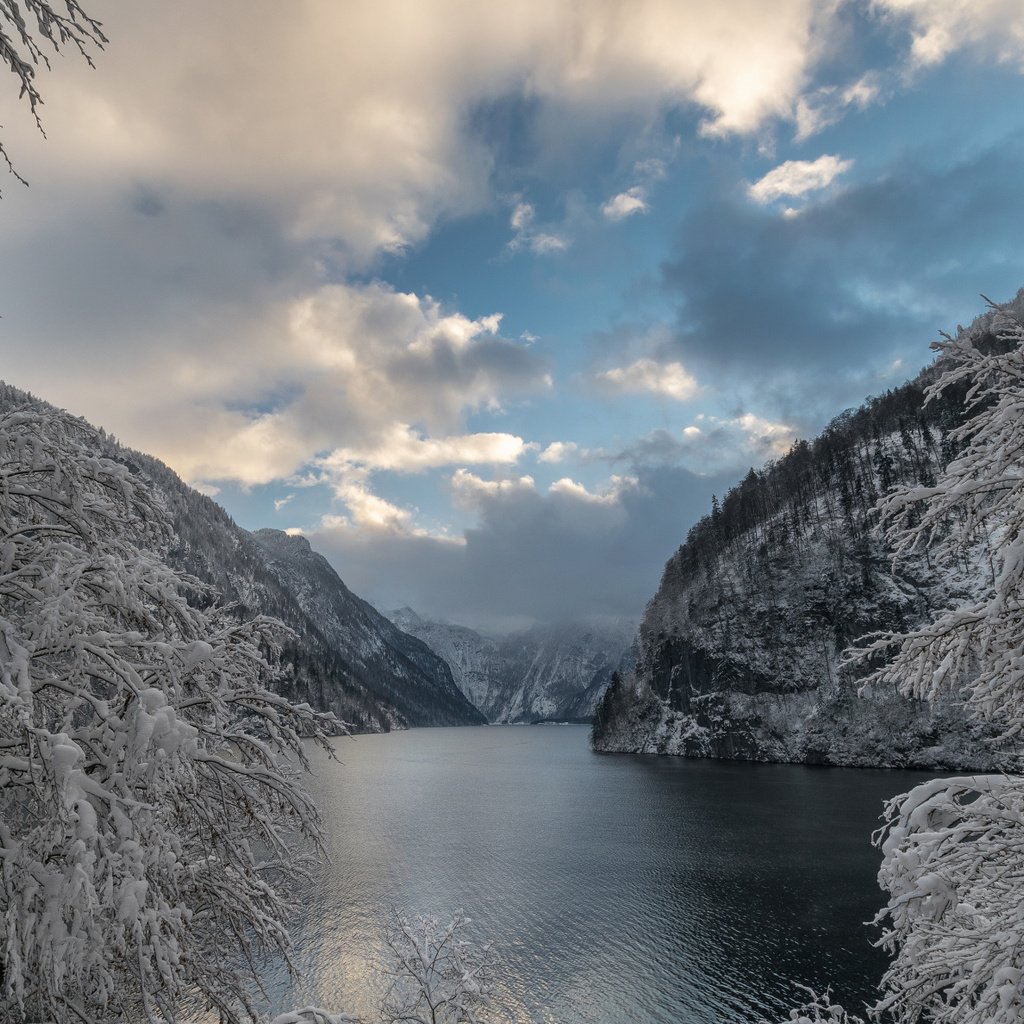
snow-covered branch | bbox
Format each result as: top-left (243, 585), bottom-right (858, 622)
top-left (380, 911), bottom-right (496, 1024)
top-left (0, 404), bottom-right (341, 1023)
top-left (849, 306), bottom-right (1024, 741)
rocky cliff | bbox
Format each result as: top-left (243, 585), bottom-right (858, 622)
top-left (592, 297), bottom-right (1022, 769)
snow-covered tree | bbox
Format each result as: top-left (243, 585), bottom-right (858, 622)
top-left (0, 404), bottom-right (339, 1023)
top-left (380, 911), bottom-right (495, 1024)
top-left (849, 302), bottom-right (1024, 1022)
top-left (1, 1), bottom-right (106, 186)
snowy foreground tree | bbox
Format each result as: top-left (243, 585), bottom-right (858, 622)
top-left (858, 304), bottom-right (1024, 1023)
top-left (0, 404), bottom-right (345, 1023)
top-left (380, 911), bottom-right (495, 1024)
top-left (775, 302), bottom-right (1024, 1023)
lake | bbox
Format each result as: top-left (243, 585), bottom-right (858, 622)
top-left (264, 724), bottom-right (931, 1023)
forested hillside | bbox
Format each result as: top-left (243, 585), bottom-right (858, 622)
top-left (593, 293), bottom-right (1024, 767)
top-left (0, 382), bottom-right (483, 732)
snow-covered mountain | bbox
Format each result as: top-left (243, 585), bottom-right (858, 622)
top-left (390, 608), bottom-right (634, 723)
top-left (592, 296), bottom-right (1024, 769)
top-left (0, 382), bottom-right (484, 732)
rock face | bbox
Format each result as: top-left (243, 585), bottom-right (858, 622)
top-left (391, 608), bottom-right (634, 723)
top-left (0, 382), bottom-right (485, 733)
top-left (592, 298), bottom-right (1022, 769)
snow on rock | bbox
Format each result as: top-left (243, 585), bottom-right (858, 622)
top-left (389, 608), bottom-right (635, 724)
top-left (593, 295), bottom-right (1024, 770)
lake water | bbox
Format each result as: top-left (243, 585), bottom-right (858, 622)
top-left (264, 725), bottom-right (933, 1023)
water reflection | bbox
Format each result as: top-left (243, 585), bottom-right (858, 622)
top-left (263, 726), bottom-right (932, 1023)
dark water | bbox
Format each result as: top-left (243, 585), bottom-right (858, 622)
top-left (264, 725), bottom-right (931, 1023)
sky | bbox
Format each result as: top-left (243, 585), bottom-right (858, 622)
top-left (2, 0), bottom-right (1023, 630)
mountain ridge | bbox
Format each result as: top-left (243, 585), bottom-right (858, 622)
top-left (390, 608), bottom-right (635, 723)
top-left (0, 381), bottom-right (484, 732)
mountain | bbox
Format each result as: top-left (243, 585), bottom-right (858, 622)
top-left (390, 608), bottom-right (634, 723)
top-left (592, 296), bottom-right (1024, 769)
top-left (0, 381), bottom-right (484, 732)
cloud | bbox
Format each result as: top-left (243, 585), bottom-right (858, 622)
top-left (597, 358), bottom-right (698, 401)
top-left (793, 74), bottom-right (885, 140)
top-left (310, 462), bottom-right (729, 628)
top-left (451, 469), bottom-right (537, 510)
top-left (548, 474), bottom-right (638, 505)
top-left (874, 0), bottom-right (1024, 69)
top-left (2, 267), bottom-right (551, 493)
top-left (3, 1), bottom-right (848, 262)
top-left (659, 139), bottom-right (1024, 428)
top-left (321, 426), bottom-right (532, 474)
top-left (602, 186), bottom-right (648, 221)
top-left (508, 200), bottom-right (570, 254)
top-left (748, 154), bottom-right (853, 204)
top-left (537, 441), bottom-right (579, 464)
top-left (591, 413), bottom-right (796, 473)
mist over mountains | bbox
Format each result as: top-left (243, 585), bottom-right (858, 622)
top-left (389, 608), bottom-right (635, 723)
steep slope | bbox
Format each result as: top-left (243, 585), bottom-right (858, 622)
top-left (253, 532), bottom-right (483, 727)
top-left (593, 296), bottom-right (1022, 769)
top-left (0, 381), bottom-right (484, 732)
top-left (391, 609), bottom-right (634, 723)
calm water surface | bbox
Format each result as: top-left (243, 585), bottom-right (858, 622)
top-left (265, 725), bottom-right (934, 1023)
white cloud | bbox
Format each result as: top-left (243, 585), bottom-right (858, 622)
top-left (601, 186), bottom-right (648, 221)
top-left (451, 469), bottom-right (537, 510)
top-left (508, 201), bottom-right (569, 255)
top-left (549, 475), bottom-right (638, 505)
top-left (748, 154), bottom-right (854, 204)
top-left (21, 277), bottom-right (551, 492)
top-left (323, 426), bottom-right (532, 474)
top-left (597, 358), bottom-right (699, 401)
top-left (538, 441), bottom-right (580, 464)
top-left (273, 493), bottom-right (296, 511)
top-left (874, 0), bottom-right (1024, 69)
top-left (793, 73), bottom-right (886, 140)
top-left (3, 1), bottom-right (842, 256)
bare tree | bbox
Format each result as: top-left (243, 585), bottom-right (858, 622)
top-left (0, 0), bottom-right (106, 185)
top-left (380, 911), bottom-right (496, 1024)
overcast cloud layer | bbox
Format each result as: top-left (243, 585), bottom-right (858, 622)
top-left (2, 0), bottom-right (1023, 627)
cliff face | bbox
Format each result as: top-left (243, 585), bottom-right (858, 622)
top-left (0, 382), bottom-right (485, 732)
top-left (252, 532), bottom-right (483, 728)
top-left (391, 609), bottom-right (635, 723)
top-left (593, 300), bottom-right (1020, 769)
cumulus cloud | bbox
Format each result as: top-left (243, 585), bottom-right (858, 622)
top-left (537, 441), bottom-right (579, 463)
top-left (597, 358), bottom-right (698, 401)
top-left (310, 462), bottom-right (728, 627)
top-left (748, 154), bottom-right (854, 204)
top-left (2, 270), bottom-right (550, 497)
top-left (2, 1), bottom-right (846, 259)
top-left (451, 469), bottom-right (537, 510)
